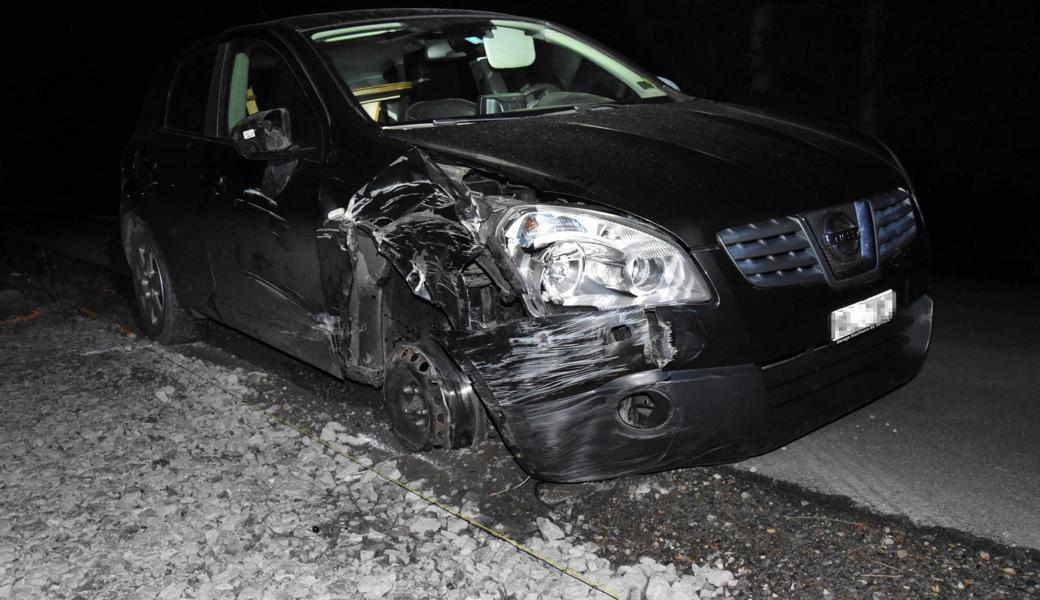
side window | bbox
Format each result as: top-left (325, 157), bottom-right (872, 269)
top-left (223, 41), bottom-right (318, 147)
top-left (166, 47), bottom-right (217, 133)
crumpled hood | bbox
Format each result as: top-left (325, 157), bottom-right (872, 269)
top-left (383, 99), bottom-right (905, 248)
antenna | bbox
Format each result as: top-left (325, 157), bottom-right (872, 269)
top-left (256, 0), bottom-right (270, 22)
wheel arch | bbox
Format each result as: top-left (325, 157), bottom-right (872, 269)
top-left (342, 232), bottom-right (454, 388)
top-left (122, 212), bottom-right (201, 344)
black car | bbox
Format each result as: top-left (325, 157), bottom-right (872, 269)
top-left (121, 9), bottom-right (931, 483)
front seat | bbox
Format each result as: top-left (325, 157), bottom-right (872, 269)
top-left (404, 98), bottom-right (477, 121)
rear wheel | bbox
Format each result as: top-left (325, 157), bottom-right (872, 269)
top-left (126, 220), bottom-right (199, 344)
top-left (382, 339), bottom-right (487, 451)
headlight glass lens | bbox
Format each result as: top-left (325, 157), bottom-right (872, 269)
top-left (500, 206), bottom-right (711, 312)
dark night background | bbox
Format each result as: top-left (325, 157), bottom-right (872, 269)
top-left (3, 1), bottom-right (1038, 283)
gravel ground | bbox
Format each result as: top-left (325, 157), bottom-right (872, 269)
top-left (2, 227), bottom-right (1039, 599)
top-left (542, 469), bottom-right (1040, 599)
top-left (0, 293), bottom-right (736, 598)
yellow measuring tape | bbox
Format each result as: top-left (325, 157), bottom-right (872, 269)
top-left (147, 347), bottom-right (624, 600)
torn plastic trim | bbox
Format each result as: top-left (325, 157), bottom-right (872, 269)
top-left (438, 304), bottom-right (706, 480)
top-left (316, 149), bottom-right (522, 384)
top-left (441, 305), bottom-right (703, 408)
top-left (499, 365), bottom-right (763, 482)
top-left (644, 310), bottom-right (677, 369)
top-left (463, 295), bottom-right (933, 482)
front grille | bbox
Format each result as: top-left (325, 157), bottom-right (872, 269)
top-left (719, 188), bottom-right (919, 289)
top-left (870, 189), bottom-right (917, 260)
top-left (717, 217), bottom-right (825, 288)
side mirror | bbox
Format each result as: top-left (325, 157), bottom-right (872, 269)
top-left (230, 108), bottom-right (297, 160)
top-left (657, 76), bottom-right (681, 93)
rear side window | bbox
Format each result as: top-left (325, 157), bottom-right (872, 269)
top-left (165, 48), bottom-right (217, 133)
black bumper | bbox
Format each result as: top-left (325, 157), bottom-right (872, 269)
top-left (445, 294), bottom-right (932, 483)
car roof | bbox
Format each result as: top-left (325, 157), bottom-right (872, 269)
top-left (176, 9), bottom-right (541, 60)
top-left (260, 8), bottom-right (522, 34)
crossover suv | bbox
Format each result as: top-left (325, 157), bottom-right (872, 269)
top-left (121, 9), bottom-right (931, 482)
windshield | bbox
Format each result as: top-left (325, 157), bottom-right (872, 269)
top-left (310, 18), bottom-right (670, 125)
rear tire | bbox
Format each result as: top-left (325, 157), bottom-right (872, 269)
top-left (382, 339), bottom-right (488, 451)
top-left (126, 219), bottom-right (199, 344)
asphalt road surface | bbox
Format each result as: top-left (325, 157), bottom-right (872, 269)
top-left (737, 279), bottom-right (1040, 550)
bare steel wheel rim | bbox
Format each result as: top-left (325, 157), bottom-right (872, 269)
top-left (384, 340), bottom-right (486, 451)
top-left (384, 345), bottom-right (447, 450)
top-left (134, 243), bottom-right (165, 326)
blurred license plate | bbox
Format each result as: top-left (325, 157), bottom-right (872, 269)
top-left (830, 289), bottom-right (895, 343)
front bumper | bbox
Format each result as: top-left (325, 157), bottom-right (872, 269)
top-left (444, 293), bottom-right (932, 483)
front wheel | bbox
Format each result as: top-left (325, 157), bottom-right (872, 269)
top-left (382, 339), bottom-right (487, 451)
top-left (126, 220), bottom-right (199, 344)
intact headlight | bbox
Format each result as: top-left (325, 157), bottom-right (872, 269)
top-left (498, 205), bottom-right (711, 313)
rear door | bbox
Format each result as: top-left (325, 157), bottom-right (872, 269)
top-left (140, 45), bottom-right (222, 312)
top-left (206, 37), bottom-right (341, 375)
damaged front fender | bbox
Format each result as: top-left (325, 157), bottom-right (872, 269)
top-left (328, 150), bottom-right (497, 331)
top-left (326, 149), bottom-right (729, 481)
top-left (374, 213), bottom-right (483, 327)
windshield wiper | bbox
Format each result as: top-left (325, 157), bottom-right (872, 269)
top-left (382, 103), bottom-right (623, 129)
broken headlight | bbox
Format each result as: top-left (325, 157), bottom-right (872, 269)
top-left (499, 206), bottom-right (711, 313)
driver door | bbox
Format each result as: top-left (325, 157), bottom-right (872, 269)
top-left (206, 38), bottom-right (341, 375)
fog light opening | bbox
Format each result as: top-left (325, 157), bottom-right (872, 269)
top-left (617, 392), bottom-right (669, 429)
